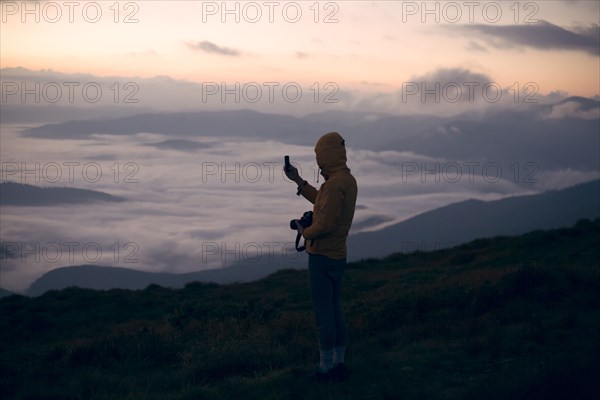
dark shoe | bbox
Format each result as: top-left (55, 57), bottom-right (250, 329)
top-left (313, 367), bottom-right (336, 381)
top-left (332, 363), bottom-right (349, 380)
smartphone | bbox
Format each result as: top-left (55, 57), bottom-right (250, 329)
top-left (284, 155), bottom-right (291, 171)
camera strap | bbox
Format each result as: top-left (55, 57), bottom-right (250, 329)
top-left (295, 232), bottom-right (307, 252)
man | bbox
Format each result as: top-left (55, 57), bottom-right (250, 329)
top-left (284, 131), bottom-right (358, 381)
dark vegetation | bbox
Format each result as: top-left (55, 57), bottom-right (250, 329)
top-left (1, 219), bottom-right (599, 399)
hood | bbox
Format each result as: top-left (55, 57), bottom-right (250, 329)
top-left (315, 131), bottom-right (349, 179)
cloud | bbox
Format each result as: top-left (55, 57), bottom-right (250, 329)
top-left (0, 66), bottom-right (585, 121)
top-left (456, 20), bottom-right (599, 56)
top-left (357, 80), bottom-right (388, 87)
top-left (408, 68), bottom-right (493, 88)
top-left (544, 101), bottom-right (600, 120)
top-left (143, 139), bottom-right (212, 152)
top-left (347, 67), bottom-right (594, 117)
top-left (186, 41), bottom-right (240, 56)
top-left (466, 41), bottom-right (487, 52)
top-left (2, 116), bottom-right (599, 291)
top-left (351, 67), bottom-right (502, 115)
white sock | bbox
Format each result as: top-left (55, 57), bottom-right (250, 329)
top-left (319, 349), bottom-right (334, 372)
top-left (333, 346), bottom-right (346, 365)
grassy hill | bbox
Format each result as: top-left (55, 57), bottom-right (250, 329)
top-left (1, 219), bottom-right (599, 400)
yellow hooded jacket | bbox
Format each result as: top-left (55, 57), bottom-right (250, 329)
top-left (297, 132), bottom-right (358, 260)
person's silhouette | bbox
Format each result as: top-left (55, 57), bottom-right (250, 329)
top-left (285, 131), bottom-right (358, 380)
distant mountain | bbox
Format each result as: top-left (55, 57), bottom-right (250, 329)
top-left (15, 108), bottom-right (453, 151)
top-left (143, 139), bottom-right (212, 151)
top-left (397, 103), bottom-right (599, 171)
top-left (21, 109), bottom-right (315, 145)
top-left (19, 98), bottom-right (599, 171)
top-left (0, 182), bottom-right (126, 206)
top-left (0, 104), bottom-right (155, 124)
top-left (301, 110), bottom-right (449, 150)
top-left (27, 265), bottom-right (204, 296)
top-left (348, 179), bottom-right (600, 260)
top-left (350, 214), bottom-right (394, 233)
top-left (27, 253), bottom-right (307, 296)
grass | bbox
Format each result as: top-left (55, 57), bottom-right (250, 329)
top-left (1, 218), bottom-right (599, 400)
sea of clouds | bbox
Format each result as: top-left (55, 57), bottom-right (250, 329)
top-left (1, 122), bottom-right (598, 292)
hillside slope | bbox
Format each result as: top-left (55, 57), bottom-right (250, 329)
top-left (1, 219), bottom-right (599, 400)
top-left (27, 256), bottom-right (306, 296)
top-left (348, 179), bottom-right (600, 260)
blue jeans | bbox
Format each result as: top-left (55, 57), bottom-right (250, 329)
top-left (308, 253), bottom-right (347, 351)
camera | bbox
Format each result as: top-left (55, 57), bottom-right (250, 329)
top-left (290, 211), bottom-right (313, 230)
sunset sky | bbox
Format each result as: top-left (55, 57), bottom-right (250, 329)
top-left (2, 0), bottom-right (599, 101)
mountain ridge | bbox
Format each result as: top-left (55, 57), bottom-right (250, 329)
top-left (17, 98), bottom-right (599, 171)
top-left (0, 181), bottom-right (126, 206)
top-left (348, 179), bottom-right (600, 260)
top-left (26, 254), bottom-right (307, 297)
